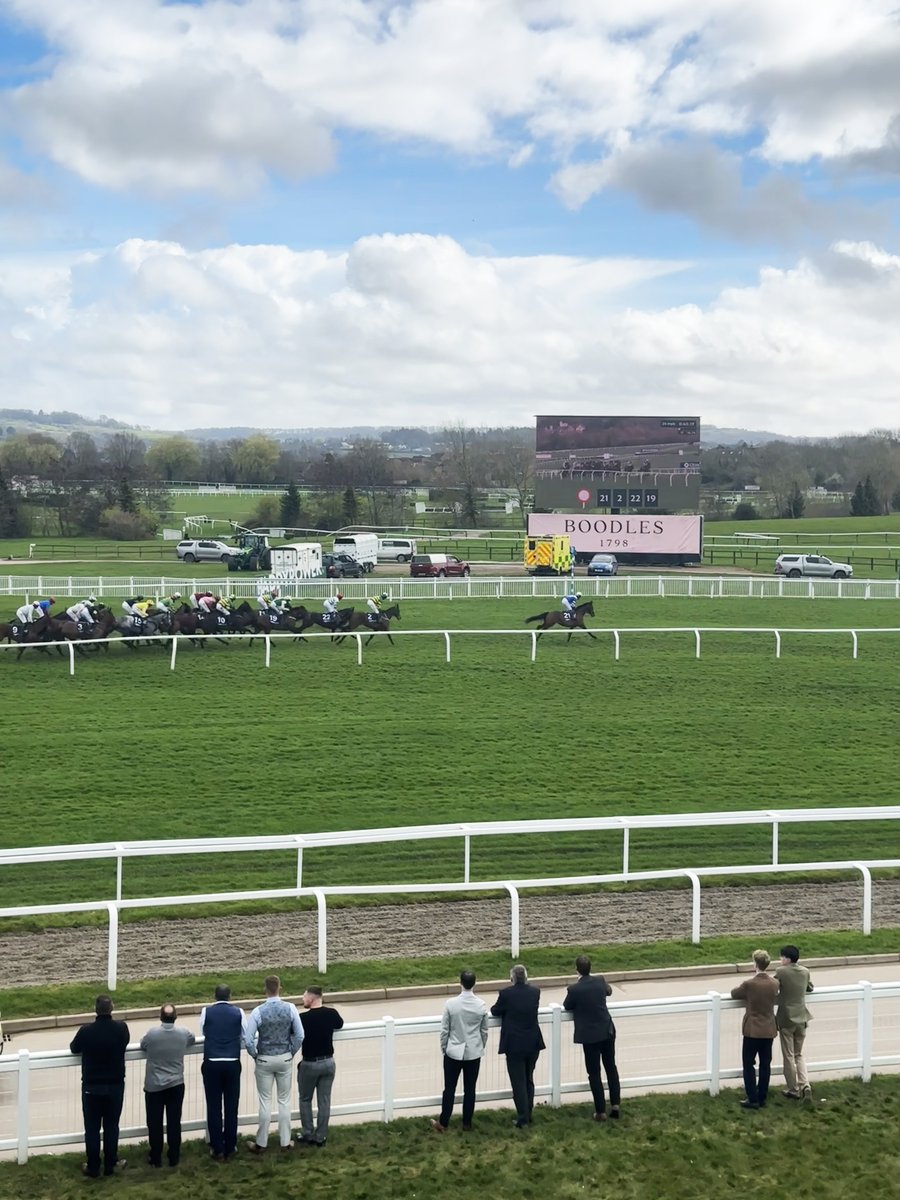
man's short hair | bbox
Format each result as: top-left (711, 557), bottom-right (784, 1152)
top-left (95, 995), bottom-right (113, 1016)
top-left (510, 964), bottom-right (528, 984)
top-left (305, 985), bottom-right (323, 999)
top-left (780, 945), bottom-right (800, 963)
top-left (160, 1004), bottom-right (176, 1024)
top-left (459, 970), bottom-right (476, 990)
top-left (753, 949), bottom-right (771, 971)
top-left (575, 955), bottom-right (591, 976)
top-left (214, 984), bottom-right (231, 1002)
top-left (265, 975), bottom-right (281, 995)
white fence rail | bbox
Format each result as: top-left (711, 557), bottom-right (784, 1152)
top-left (3, 626), bottom-right (900, 675)
top-left (3, 574), bottom-right (900, 600)
top-left (2, 982), bottom-right (899, 1164)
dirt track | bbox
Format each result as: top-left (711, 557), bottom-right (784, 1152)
top-left (4, 880), bottom-right (899, 988)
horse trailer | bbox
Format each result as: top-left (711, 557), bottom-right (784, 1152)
top-left (332, 533), bottom-right (378, 572)
top-left (269, 541), bottom-right (324, 581)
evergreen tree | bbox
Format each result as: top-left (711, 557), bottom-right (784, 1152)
top-left (863, 475), bottom-right (881, 516)
top-left (280, 481), bottom-right (301, 527)
top-left (0, 468), bottom-right (28, 536)
top-left (850, 481), bottom-right (867, 517)
top-left (342, 486), bottom-right (358, 525)
top-left (116, 477), bottom-right (137, 513)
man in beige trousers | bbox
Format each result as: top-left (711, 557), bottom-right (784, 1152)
top-left (775, 945), bottom-right (814, 1100)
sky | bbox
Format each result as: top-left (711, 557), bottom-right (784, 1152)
top-left (0, 0), bottom-right (899, 437)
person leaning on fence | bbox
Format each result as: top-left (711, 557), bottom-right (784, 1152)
top-left (563, 955), bottom-right (621, 1122)
top-left (140, 1003), bottom-right (195, 1168)
top-left (245, 974), bottom-right (304, 1155)
top-left (491, 964), bottom-right (545, 1128)
top-left (431, 969), bottom-right (489, 1134)
top-left (775, 945), bottom-right (814, 1101)
top-left (199, 983), bottom-right (246, 1162)
top-left (731, 949), bottom-right (779, 1110)
top-left (69, 995), bottom-right (130, 1178)
top-left (297, 986), bottom-right (344, 1147)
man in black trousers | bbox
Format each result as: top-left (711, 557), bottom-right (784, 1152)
top-left (199, 983), bottom-right (246, 1161)
top-left (70, 995), bottom-right (131, 1178)
top-left (491, 964), bottom-right (545, 1127)
top-left (563, 955), bottom-right (621, 1121)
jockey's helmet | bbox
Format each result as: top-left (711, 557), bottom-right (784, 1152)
top-left (48, 596), bottom-right (55, 603)
top-left (173, 592), bottom-right (181, 599)
top-left (575, 592), bottom-right (582, 600)
top-left (380, 592), bottom-right (389, 601)
top-left (336, 592), bottom-right (344, 600)
top-left (88, 594), bottom-right (97, 603)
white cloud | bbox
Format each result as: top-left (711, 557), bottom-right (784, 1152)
top-left (0, 233), bottom-right (898, 436)
top-left (3, 0), bottom-right (900, 207)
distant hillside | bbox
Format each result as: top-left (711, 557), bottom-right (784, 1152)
top-left (701, 425), bottom-right (799, 447)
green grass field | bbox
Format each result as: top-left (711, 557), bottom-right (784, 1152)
top-left (1, 596), bottom-right (899, 914)
top-left (3, 1077), bottom-right (899, 1200)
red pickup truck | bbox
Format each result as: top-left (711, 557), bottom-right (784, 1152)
top-left (410, 553), bottom-right (471, 578)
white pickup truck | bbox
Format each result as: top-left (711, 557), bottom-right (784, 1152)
top-left (774, 553), bottom-right (853, 579)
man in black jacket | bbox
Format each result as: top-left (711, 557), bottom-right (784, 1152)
top-left (491, 964), bottom-right (545, 1127)
top-left (70, 995), bottom-right (131, 1177)
top-left (563, 955), bottom-right (620, 1121)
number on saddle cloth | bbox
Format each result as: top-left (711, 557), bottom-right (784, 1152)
top-left (216, 614), bottom-right (227, 627)
top-left (11, 622), bottom-right (22, 639)
top-left (367, 612), bottom-right (380, 625)
top-left (268, 612), bottom-right (280, 626)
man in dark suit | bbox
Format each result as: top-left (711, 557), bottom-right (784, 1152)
top-left (563, 955), bottom-right (620, 1121)
top-left (491, 964), bottom-right (545, 1127)
top-left (731, 949), bottom-right (779, 1109)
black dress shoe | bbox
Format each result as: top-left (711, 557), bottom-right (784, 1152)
top-left (513, 1118), bottom-right (530, 1128)
top-left (740, 1100), bottom-right (760, 1109)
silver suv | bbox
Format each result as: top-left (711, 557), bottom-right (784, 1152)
top-left (176, 539), bottom-right (238, 563)
top-left (774, 553), bottom-right (853, 579)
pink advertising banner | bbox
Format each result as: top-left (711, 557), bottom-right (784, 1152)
top-left (527, 513), bottom-right (703, 555)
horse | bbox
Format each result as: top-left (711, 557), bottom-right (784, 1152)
top-left (291, 605), bottom-right (355, 642)
top-left (525, 599), bottom-right (597, 642)
top-left (233, 602), bottom-right (297, 636)
top-left (8, 614), bottom-right (54, 656)
top-left (336, 603), bottom-right (401, 646)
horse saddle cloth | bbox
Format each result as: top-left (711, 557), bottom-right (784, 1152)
top-left (366, 612), bottom-right (380, 625)
top-left (77, 621), bottom-right (90, 634)
top-left (268, 612), bottom-right (280, 626)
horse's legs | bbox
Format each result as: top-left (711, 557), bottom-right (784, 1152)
top-left (386, 632), bottom-right (394, 646)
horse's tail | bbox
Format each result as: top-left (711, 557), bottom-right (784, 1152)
top-left (525, 611), bottom-right (548, 624)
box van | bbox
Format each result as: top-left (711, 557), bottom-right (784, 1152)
top-left (270, 541), bottom-right (323, 580)
top-left (377, 536), bottom-right (417, 564)
top-left (332, 533), bottom-right (378, 572)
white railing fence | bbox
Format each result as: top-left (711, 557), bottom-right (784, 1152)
top-left (3, 574), bottom-right (900, 601)
top-left (2, 983), bottom-right (899, 1164)
top-left (3, 626), bottom-right (900, 675)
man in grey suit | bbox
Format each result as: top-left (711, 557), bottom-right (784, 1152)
top-left (491, 964), bottom-right (545, 1128)
top-left (430, 969), bottom-right (488, 1133)
top-left (563, 955), bottom-right (620, 1121)
top-left (775, 945), bottom-right (814, 1100)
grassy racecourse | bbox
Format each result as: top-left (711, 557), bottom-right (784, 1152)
top-left (1, 595), bottom-right (899, 915)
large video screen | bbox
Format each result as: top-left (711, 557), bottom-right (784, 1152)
top-left (533, 414), bottom-right (701, 513)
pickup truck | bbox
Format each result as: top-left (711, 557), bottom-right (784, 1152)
top-left (774, 553), bottom-right (853, 579)
top-left (410, 553), bottom-right (470, 578)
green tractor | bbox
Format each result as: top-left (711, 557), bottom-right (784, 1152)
top-left (227, 532), bottom-right (272, 572)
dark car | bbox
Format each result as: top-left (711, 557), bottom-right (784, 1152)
top-left (323, 552), bottom-right (364, 579)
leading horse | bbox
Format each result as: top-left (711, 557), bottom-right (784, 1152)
top-left (525, 599), bottom-right (597, 642)
top-left (336, 603), bottom-right (401, 646)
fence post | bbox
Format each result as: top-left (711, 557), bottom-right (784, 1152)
top-left (356, 633), bottom-right (363, 666)
top-left (530, 630), bottom-right (537, 663)
top-left (686, 871), bottom-right (701, 943)
top-left (858, 981), bottom-right (873, 1081)
top-left (853, 863), bottom-right (872, 935)
top-left (774, 630), bottom-right (781, 659)
top-left (613, 629), bottom-right (620, 661)
top-left (264, 635), bottom-right (272, 668)
top-left (706, 992), bottom-right (722, 1096)
top-left (694, 628), bottom-right (701, 659)
top-left (504, 884), bottom-right (520, 958)
top-left (851, 630), bottom-right (858, 659)
top-left (622, 823), bottom-right (630, 877)
top-left (16, 1048), bottom-right (30, 1163)
top-left (107, 901), bottom-right (119, 991)
top-left (115, 844), bottom-right (124, 902)
top-left (549, 1004), bottom-right (563, 1107)
top-left (170, 635), bottom-right (178, 671)
top-left (68, 640), bottom-right (75, 676)
top-left (444, 631), bottom-right (451, 663)
top-left (382, 1016), bottom-right (396, 1122)
top-left (463, 831), bottom-right (471, 883)
top-left (313, 889), bottom-right (327, 972)
top-left (295, 836), bottom-right (305, 889)
top-left (771, 820), bottom-right (779, 867)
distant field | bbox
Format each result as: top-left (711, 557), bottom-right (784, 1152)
top-left (1, 596), bottom-right (899, 916)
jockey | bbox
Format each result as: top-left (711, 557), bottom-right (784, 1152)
top-left (33, 596), bottom-right (56, 617)
top-left (322, 592), bottom-right (344, 625)
top-left (256, 587), bottom-right (280, 613)
top-left (366, 592), bottom-right (390, 619)
top-left (132, 599), bottom-right (157, 622)
top-left (191, 590), bottom-right (214, 610)
top-left (198, 594), bottom-right (229, 616)
top-left (67, 596), bottom-right (97, 626)
top-left (15, 600), bottom-right (42, 624)
top-left (155, 592), bottom-right (182, 612)
top-left (561, 590), bottom-right (582, 619)
top-left (121, 595), bottom-right (145, 619)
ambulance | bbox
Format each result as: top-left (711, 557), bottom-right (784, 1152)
top-left (524, 534), bottom-right (574, 575)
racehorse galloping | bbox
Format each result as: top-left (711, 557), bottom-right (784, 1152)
top-left (336, 603), bottom-right (401, 647)
top-left (525, 599), bottom-right (597, 642)
top-left (291, 605), bottom-right (354, 641)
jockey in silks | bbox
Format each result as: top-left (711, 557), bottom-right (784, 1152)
top-left (560, 590), bottom-right (582, 621)
top-left (198, 594), bottom-right (229, 617)
top-left (67, 595), bottom-right (97, 626)
top-left (257, 586), bottom-right (281, 614)
top-left (33, 597), bottom-right (56, 618)
top-left (155, 592), bottom-right (182, 613)
top-left (322, 592), bottom-right (345, 626)
top-left (121, 595), bottom-right (145, 619)
top-left (15, 600), bottom-right (44, 625)
top-left (131, 598), bottom-right (157, 627)
top-left (366, 592), bottom-right (390, 623)
top-left (190, 591), bottom-right (214, 611)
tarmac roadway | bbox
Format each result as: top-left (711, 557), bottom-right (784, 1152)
top-left (3, 960), bottom-right (900, 1160)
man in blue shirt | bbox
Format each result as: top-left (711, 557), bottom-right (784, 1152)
top-left (245, 975), bottom-right (304, 1154)
top-left (199, 984), bottom-right (246, 1162)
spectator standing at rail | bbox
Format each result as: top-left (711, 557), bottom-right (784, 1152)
top-left (296, 986), bottom-right (344, 1147)
top-left (200, 983), bottom-right (246, 1162)
top-left (775, 945), bottom-right (814, 1100)
top-left (245, 975), bottom-right (304, 1155)
top-left (563, 955), bottom-right (621, 1121)
top-left (430, 969), bottom-right (488, 1134)
top-left (70, 995), bottom-right (130, 1178)
top-left (491, 964), bottom-right (545, 1128)
top-left (140, 1004), bottom-right (195, 1168)
top-left (731, 949), bottom-right (779, 1109)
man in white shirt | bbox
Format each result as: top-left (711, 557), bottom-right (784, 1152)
top-left (430, 970), bottom-right (488, 1134)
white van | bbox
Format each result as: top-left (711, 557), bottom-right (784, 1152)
top-left (269, 541), bottom-right (323, 580)
top-left (377, 536), bottom-right (418, 564)
top-left (332, 533), bottom-right (378, 572)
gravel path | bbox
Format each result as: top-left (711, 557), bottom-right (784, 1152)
top-left (3, 879), bottom-right (898, 988)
